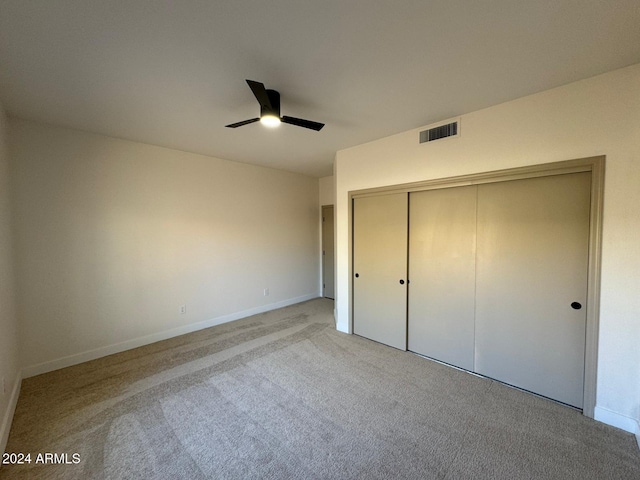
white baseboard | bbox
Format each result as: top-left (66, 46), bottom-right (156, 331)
top-left (594, 406), bottom-right (640, 437)
top-left (22, 294), bottom-right (319, 378)
top-left (1, 372), bottom-right (22, 455)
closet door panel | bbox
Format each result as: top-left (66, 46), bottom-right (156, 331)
top-left (475, 173), bottom-right (591, 408)
top-left (353, 193), bottom-right (408, 350)
top-left (408, 186), bottom-right (477, 370)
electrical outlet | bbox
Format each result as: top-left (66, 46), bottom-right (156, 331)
top-left (264, 288), bottom-right (269, 296)
top-left (179, 304), bottom-right (187, 315)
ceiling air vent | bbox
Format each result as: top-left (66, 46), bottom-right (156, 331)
top-left (419, 121), bottom-right (458, 143)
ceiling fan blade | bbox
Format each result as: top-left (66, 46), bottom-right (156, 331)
top-left (282, 116), bottom-right (325, 131)
top-left (225, 118), bottom-right (260, 128)
top-left (246, 80), bottom-right (273, 110)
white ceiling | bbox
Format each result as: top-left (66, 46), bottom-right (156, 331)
top-left (1, 1), bottom-right (639, 177)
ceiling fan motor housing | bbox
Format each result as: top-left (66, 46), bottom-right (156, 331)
top-left (261, 90), bottom-right (281, 118)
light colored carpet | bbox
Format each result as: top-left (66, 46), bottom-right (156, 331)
top-left (2, 298), bottom-right (639, 479)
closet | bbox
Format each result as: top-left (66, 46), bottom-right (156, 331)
top-left (352, 167), bottom-right (594, 409)
top-left (408, 185), bottom-right (477, 371)
top-left (353, 193), bottom-right (408, 350)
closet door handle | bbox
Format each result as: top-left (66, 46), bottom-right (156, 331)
top-left (355, 273), bottom-right (359, 278)
top-left (399, 279), bottom-right (405, 285)
top-left (571, 302), bottom-right (582, 310)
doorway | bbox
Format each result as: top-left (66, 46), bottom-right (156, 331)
top-left (322, 205), bottom-right (335, 299)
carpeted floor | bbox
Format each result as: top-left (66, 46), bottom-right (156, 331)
top-left (1, 298), bottom-right (639, 479)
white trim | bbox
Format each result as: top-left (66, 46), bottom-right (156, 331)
top-left (594, 406), bottom-right (640, 436)
top-left (22, 294), bottom-right (318, 378)
top-left (1, 372), bottom-right (22, 455)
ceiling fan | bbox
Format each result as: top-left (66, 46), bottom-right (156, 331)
top-left (225, 80), bottom-right (325, 131)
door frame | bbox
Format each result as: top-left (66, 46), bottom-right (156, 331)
top-left (348, 156), bottom-right (604, 418)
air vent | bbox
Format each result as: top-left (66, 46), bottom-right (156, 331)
top-left (420, 121), bottom-right (458, 143)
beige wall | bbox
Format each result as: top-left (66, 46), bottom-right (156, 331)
top-left (0, 102), bottom-right (20, 453)
top-left (319, 175), bottom-right (335, 206)
top-left (335, 64), bottom-right (640, 434)
top-left (9, 119), bottom-right (319, 375)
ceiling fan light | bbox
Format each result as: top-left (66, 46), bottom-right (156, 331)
top-left (260, 114), bottom-right (281, 127)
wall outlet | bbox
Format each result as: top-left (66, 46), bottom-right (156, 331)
top-left (264, 288), bottom-right (269, 296)
top-left (179, 304), bottom-right (187, 315)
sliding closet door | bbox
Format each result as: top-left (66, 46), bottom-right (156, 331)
top-left (475, 173), bottom-right (591, 408)
top-left (353, 193), bottom-right (408, 350)
top-left (408, 186), bottom-right (477, 370)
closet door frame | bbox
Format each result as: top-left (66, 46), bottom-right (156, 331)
top-left (347, 156), bottom-right (604, 418)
